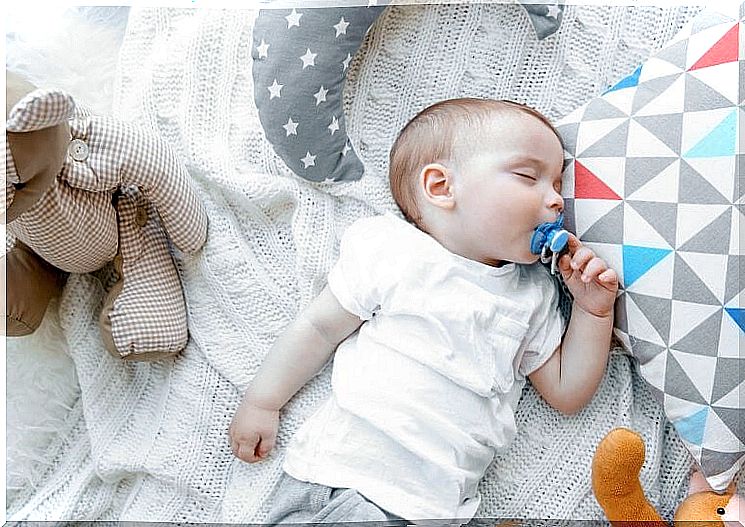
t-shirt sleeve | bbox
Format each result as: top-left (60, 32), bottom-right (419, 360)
top-left (327, 216), bottom-right (391, 321)
top-left (518, 265), bottom-right (567, 377)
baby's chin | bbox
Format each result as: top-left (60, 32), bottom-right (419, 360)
top-left (514, 252), bottom-right (541, 265)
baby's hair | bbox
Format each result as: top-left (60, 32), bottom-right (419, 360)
top-left (388, 98), bottom-right (562, 229)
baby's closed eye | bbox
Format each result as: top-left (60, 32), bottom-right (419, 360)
top-left (513, 172), bottom-right (537, 181)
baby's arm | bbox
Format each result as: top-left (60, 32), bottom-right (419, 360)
top-left (229, 285), bottom-right (363, 463)
top-left (529, 234), bottom-right (618, 414)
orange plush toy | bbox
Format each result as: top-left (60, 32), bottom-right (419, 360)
top-left (592, 428), bottom-right (743, 526)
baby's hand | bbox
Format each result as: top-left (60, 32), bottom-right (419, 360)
top-left (229, 397), bottom-right (279, 463)
top-left (558, 234), bottom-right (619, 319)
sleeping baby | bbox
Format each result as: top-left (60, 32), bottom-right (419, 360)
top-left (229, 98), bottom-right (619, 524)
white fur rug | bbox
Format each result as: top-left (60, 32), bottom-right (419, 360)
top-left (5, 5), bottom-right (129, 506)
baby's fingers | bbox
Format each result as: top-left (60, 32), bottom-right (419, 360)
top-left (233, 432), bottom-right (261, 463)
top-left (256, 433), bottom-right (276, 459)
top-left (598, 268), bottom-right (619, 287)
top-left (580, 257), bottom-right (607, 283)
top-left (571, 246), bottom-right (595, 274)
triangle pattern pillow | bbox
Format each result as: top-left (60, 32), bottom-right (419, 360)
top-left (558, 7), bottom-right (743, 491)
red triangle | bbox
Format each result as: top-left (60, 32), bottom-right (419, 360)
top-left (689, 24), bottom-right (739, 71)
top-left (574, 160), bottom-right (622, 200)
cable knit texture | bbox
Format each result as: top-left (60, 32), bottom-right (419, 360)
top-left (10, 3), bottom-right (743, 523)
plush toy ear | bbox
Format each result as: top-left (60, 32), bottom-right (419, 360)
top-left (6, 71), bottom-right (37, 118)
top-left (6, 83), bottom-right (75, 132)
top-left (591, 428), bottom-right (665, 526)
top-left (5, 72), bottom-right (73, 221)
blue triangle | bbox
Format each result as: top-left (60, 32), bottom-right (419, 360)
top-left (725, 308), bottom-right (745, 333)
top-left (684, 110), bottom-right (737, 158)
top-left (605, 65), bottom-right (642, 94)
top-left (674, 406), bottom-right (709, 446)
top-left (623, 245), bottom-right (673, 287)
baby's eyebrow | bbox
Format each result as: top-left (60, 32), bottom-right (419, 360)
top-left (504, 155), bottom-right (562, 179)
top-left (504, 155), bottom-right (549, 168)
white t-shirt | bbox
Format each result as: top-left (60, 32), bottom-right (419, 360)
top-left (284, 213), bottom-right (565, 522)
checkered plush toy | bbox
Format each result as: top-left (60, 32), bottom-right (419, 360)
top-left (4, 72), bottom-right (208, 361)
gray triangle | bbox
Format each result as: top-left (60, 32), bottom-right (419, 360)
top-left (628, 201), bottom-right (678, 248)
top-left (632, 74), bottom-right (681, 115)
top-left (711, 406), bottom-right (745, 445)
top-left (711, 358), bottom-right (745, 404)
top-left (630, 336), bottom-right (667, 365)
top-left (579, 120), bottom-right (630, 157)
top-left (580, 202), bottom-right (624, 244)
top-left (684, 74), bottom-right (734, 112)
top-left (664, 351), bottom-right (708, 404)
top-left (628, 292), bottom-right (672, 345)
top-left (701, 448), bottom-right (745, 477)
top-left (679, 160), bottom-right (730, 205)
top-left (624, 157), bottom-right (677, 197)
top-left (691, 10), bottom-right (733, 34)
top-left (725, 255), bottom-right (743, 304)
top-left (679, 207), bottom-right (732, 254)
top-left (556, 122), bottom-right (579, 155)
top-left (583, 97), bottom-right (628, 120)
top-left (644, 378), bottom-right (666, 404)
top-left (736, 154), bottom-right (744, 201)
top-left (655, 39), bottom-right (689, 70)
top-left (563, 197), bottom-right (576, 233)
top-left (633, 114), bottom-right (683, 153)
top-left (672, 253), bottom-right (720, 305)
top-left (632, 357), bottom-right (666, 404)
top-left (615, 292), bottom-right (628, 332)
top-left (670, 309), bottom-right (723, 356)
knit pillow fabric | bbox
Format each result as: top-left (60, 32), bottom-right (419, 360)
top-left (250, 2), bottom-right (563, 183)
top-left (558, 9), bottom-right (743, 491)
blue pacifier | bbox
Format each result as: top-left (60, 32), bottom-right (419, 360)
top-left (530, 213), bottom-right (569, 274)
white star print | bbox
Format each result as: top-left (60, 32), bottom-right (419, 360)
top-left (300, 48), bottom-right (317, 69)
top-left (368, 0), bottom-right (378, 6)
top-left (301, 151), bottom-right (316, 169)
top-left (267, 79), bottom-right (283, 99)
top-left (285, 9), bottom-right (302, 29)
top-left (314, 86), bottom-right (328, 106)
top-left (256, 39), bottom-right (270, 59)
top-left (342, 53), bottom-right (353, 71)
top-left (283, 117), bottom-right (298, 136)
top-left (341, 143), bottom-right (352, 156)
top-left (546, 4), bottom-right (561, 19)
top-left (328, 116), bottom-right (340, 135)
top-left (333, 17), bottom-right (349, 37)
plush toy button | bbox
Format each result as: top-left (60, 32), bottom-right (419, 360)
top-left (68, 138), bottom-right (89, 161)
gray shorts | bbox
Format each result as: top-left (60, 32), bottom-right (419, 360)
top-left (265, 472), bottom-right (407, 525)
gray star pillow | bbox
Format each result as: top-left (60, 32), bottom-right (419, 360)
top-left (252, 6), bottom-right (386, 182)
top-left (520, 1), bottom-right (564, 39)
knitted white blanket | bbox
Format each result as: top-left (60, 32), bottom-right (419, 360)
top-left (9, 3), bottom-right (711, 522)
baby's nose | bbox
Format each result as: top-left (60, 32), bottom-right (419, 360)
top-left (547, 191), bottom-right (564, 211)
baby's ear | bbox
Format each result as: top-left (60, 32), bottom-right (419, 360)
top-left (421, 163), bottom-right (455, 209)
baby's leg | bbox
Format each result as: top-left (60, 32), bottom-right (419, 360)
top-left (265, 472), bottom-right (404, 525)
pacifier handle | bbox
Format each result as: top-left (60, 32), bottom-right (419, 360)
top-left (531, 214), bottom-right (569, 275)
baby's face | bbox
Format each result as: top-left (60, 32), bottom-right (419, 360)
top-left (449, 113), bottom-right (565, 266)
